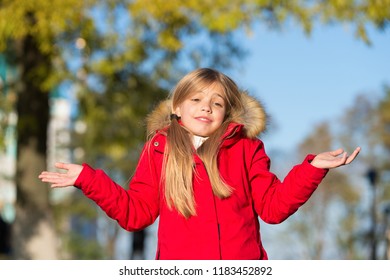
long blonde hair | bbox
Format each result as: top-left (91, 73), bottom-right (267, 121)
top-left (163, 68), bottom-right (244, 218)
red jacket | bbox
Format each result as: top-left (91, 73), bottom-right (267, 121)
top-left (74, 94), bottom-right (328, 260)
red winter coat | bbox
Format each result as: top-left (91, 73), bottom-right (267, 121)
top-left (74, 93), bottom-right (328, 260)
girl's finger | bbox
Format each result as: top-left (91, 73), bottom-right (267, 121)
top-left (41, 177), bottom-right (65, 184)
top-left (51, 183), bottom-right (67, 188)
top-left (55, 162), bottom-right (70, 170)
top-left (329, 148), bottom-right (344, 157)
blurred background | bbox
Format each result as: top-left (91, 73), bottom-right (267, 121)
top-left (0, 0), bottom-right (389, 260)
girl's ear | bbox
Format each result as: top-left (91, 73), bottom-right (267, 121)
top-left (174, 106), bottom-right (181, 118)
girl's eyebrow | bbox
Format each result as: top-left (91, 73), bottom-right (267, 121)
top-left (192, 89), bottom-right (225, 99)
top-left (210, 93), bottom-right (226, 102)
top-left (198, 89), bottom-right (224, 97)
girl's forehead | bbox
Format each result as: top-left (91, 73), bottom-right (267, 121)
top-left (190, 82), bottom-right (225, 97)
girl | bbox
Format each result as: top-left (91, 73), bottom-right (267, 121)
top-left (39, 68), bottom-right (360, 260)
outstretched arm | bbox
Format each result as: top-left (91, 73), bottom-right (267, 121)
top-left (311, 147), bottom-right (361, 169)
top-left (38, 162), bottom-right (84, 188)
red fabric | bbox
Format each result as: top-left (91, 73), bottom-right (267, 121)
top-left (74, 123), bottom-right (328, 260)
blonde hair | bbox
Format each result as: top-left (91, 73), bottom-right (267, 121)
top-left (151, 68), bottom-right (244, 218)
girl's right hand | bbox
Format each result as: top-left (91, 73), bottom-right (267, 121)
top-left (38, 162), bottom-right (83, 188)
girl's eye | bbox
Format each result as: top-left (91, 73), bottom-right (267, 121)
top-left (214, 102), bottom-right (223, 107)
top-left (191, 98), bottom-right (200, 102)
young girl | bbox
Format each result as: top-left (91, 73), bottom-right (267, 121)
top-left (39, 68), bottom-right (360, 260)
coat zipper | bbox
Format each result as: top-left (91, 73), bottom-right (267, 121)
top-left (212, 195), bottom-right (222, 259)
top-left (198, 156), bottom-right (223, 259)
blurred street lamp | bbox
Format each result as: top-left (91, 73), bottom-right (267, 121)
top-left (384, 204), bottom-right (390, 260)
top-left (366, 168), bottom-right (378, 260)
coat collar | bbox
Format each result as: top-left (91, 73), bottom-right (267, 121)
top-left (146, 91), bottom-right (268, 140)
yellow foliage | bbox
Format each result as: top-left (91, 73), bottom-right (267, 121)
top-left (0, 0), bottom-right (96, 52)
top-left (1, 0), bottom-right (387, 52)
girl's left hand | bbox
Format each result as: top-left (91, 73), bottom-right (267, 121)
top-left (311, 147), bottom-right (361, 169)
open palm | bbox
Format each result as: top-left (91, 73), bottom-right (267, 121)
top-left (311, 147), bottom-right (361, 169)
top-left (38, 162), bottom-right (83, 188)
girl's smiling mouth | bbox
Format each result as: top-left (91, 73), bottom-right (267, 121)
top-left (195, 116), bottom-right (212, 122)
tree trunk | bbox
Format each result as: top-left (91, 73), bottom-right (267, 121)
top-left (12, 34), bottom-right (57, 259)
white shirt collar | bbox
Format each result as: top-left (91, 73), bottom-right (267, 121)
top-left (193, 135), bottom-right (208, 149)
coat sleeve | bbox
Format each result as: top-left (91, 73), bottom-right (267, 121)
top-left (73, 142), bottom-right (160, 231)
top-left (249, 141), bottom-right (328, 224)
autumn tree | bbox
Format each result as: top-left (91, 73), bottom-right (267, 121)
top-left (378, 86), bottom-right (390, 160)
top-left (374, 86), bottom-right (390, 258)
top-left (281, 122), bottom-right (360, 259)
top-left (337, 90), bottom-right (390, 259)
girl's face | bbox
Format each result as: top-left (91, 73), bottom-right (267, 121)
top-left (174, 83), bottom-right (227, 137)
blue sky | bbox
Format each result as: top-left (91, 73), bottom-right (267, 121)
top-left (226, 24), bottom-right (390, 153)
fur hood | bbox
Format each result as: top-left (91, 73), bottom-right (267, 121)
top-left (146, 92), bottom-right (268, 139)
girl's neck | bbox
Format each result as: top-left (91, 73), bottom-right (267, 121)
top-left (193, 135), bottom-right (208, 149)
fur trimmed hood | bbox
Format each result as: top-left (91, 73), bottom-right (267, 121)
top-left (146, 92), bottom-right (268, 139)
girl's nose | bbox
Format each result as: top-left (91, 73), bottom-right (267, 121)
top-left (201, 103), bottom-right (211, 113)
top-left (199, 97), bottom-right (213, 112)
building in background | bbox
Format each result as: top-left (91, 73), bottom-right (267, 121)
top-left (0, 55), bottom-right (74, 256)
top-left (0, 54), bottom-right (16, 257)
top-left (47, 89), bottom-right (74, 203)
top-left (2, 55), bottom-right (164, 260)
